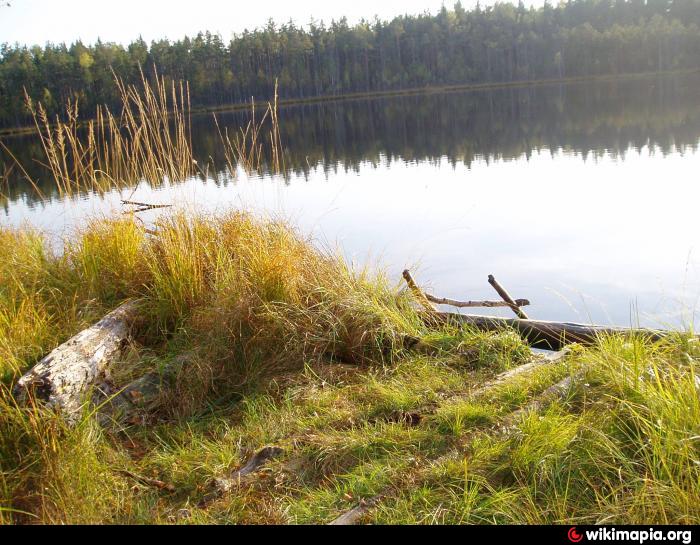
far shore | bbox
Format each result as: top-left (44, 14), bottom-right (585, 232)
top-left (2, 67), bottom-right (698, 138)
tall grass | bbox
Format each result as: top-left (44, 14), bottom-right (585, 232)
top-left (0, 213), bottom-right (417, 522)
top-left (22, 67), bottom-right (194, 197)
top-left (214, 80), bottom-right (285, 176)
top-left (17, 68), bottom-right (286, 198)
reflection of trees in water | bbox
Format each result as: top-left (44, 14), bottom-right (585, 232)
top-left (3, 75), bottom-right (700, 208)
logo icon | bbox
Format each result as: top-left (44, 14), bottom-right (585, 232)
top-left (568, 527), bottom-right (584, 543)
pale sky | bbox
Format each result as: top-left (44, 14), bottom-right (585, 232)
top-left (0, 0), bottom-right (540, 47)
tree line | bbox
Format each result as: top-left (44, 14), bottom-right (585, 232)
top-left (2, 0), bottom-right (700, 127)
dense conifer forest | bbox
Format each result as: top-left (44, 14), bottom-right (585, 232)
top-left (2, 0), bottom-right (700, 126)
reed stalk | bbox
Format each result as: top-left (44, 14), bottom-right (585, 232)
top-left (214, 79), bottom-right (285, 178)
top-left (22, 67), bottom-right (195, 198)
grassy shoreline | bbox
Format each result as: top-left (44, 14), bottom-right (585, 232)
top-left (1, 70), bottom-right (698, 525)
top-left (0, 214), bottom-right (698, 524)
top-left (2, 68), bottom-right (699, 138)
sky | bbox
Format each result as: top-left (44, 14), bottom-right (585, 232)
top-left (0, 0), bottom-right (540, 47)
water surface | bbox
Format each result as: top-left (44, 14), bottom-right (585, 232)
top-left (3, 74), bottom-right (700, 328)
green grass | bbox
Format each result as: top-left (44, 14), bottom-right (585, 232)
top-left (0, 214), bottom-right (698, 525)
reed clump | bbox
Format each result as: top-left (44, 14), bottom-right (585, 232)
top-left (214, 80), bottom-right (285, 176)
top-left (22, 67), bottom-right (194, 197)
top-left (16, 69), bottom-right (286, 199)
top-left (0, 212), bottom-right (417, 401)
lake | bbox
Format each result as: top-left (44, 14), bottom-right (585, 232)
top-left (2, 73), bottom-right (700, 329)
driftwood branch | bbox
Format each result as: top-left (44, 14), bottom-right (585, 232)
top-left (432, 312), bottom-right (672, 350)
top-left (488, 274), bottom-right (529, 319)
top-left (402, 270), bottom-right (438, 312)
top-left (121, 200), bottom-right (172, 212)
top-left (200, 446), bottom-right (285, 506)
top-left (403, 270), bottom-right (530, 311)
top-left (118, 470), bottom-right (175, 493)
top-left (328, 495), bottom-right (383, 525)
top-left (424, 292), bottom-right (529, 308)
top-left (14, 300), bottom-right (140, 422)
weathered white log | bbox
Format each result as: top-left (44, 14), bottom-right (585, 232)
top-left (469, 348), bottom-right (570, 398)
top-left (14, 300), bottom-right (140, 422)
top-left (500, 370), bottom-right (585, 429)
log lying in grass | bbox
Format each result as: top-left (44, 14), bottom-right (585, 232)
top-left (503, 371), bottom-right (584, 427)
top-left (14, 300), bottom-right (140, 422)
top-left (99, 353), bottom-right (193, 426)
top-left (432, 312), bottom-right (670, 350)
top-left (468, 348), bottom-right (571, 398)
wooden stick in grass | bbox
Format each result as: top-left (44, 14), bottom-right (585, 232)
top-left (424, 292), bottom-right (530, 309)
top-left (402, 270), bottom-right (438, 312)
top-left (199, 446), bottom-right (285, 506)
top-left (329, 496), bottom-right (383, 525)
top-left (488, 274), bottom-right (529, 319)
top-left (118, 470), bottom-right (175, 493)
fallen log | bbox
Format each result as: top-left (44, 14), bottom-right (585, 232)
top-left (433, 312), bottom-right (670, 350)
top-left (327, 356), bottom-right (577, 525)
top-left (99, 353), bottom-right (193, 426)
top-left (14, 300), bottom-right (140, 422)
top-left (469, 348), bottom-right (570, 398)
top-left (502, 371), bottom-right (584, 427)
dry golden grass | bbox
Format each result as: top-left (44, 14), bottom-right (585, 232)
top-left (214, 80), bottom-right (285, 176)
top-left (22, 66), bottom-right (194, 197)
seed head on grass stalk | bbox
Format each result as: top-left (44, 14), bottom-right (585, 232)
top-left (22, 66), bottom-right (195, 199)
top-left (214, 79), bottom-right (286, 178)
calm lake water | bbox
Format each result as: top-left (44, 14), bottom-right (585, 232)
top-left (3, 74), bottom-right (700, 328)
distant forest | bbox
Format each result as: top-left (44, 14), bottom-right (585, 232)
top-left (2, 0), bottom-right (700, 127)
